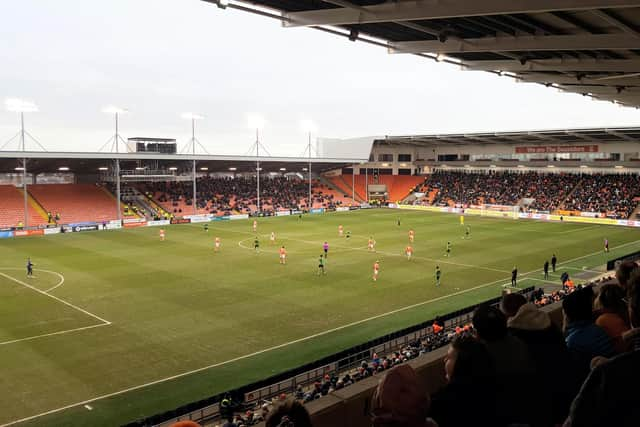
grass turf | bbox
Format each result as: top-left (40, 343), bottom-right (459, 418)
top-left (0, 209), bottom-right (638, 426)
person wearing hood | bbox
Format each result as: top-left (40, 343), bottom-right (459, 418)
top-left (370, 364), bottom-right (438, 427)
top-left (501, 293), bottom-right (579, 426)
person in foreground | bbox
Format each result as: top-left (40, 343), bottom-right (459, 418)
top-left (266, 398), bottom-right (312, 427)
top-left (563, 272), bottom-right (640, 427)
top-left (429, 335), bottom-right (497, 427)
top-left (370, 364), bottom-right (437, 427)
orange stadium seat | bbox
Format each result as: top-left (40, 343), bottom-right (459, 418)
top-left (0, 185), bottom-right (48, 228)
top-left (28, 184), bottom-right (120, 224)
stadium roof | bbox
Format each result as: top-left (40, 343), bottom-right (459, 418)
top-left (377, 126), bottom-right (640, 146)
top-left (0, 151), bottom-right (363, 174)
top-left (218, 1), bottom-right (640, 108)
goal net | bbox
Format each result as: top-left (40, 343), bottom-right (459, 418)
top-left (480, 204), bottom-right (519, 219)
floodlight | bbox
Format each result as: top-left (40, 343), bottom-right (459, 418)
top-left (247, 113), bottom-right (266, 130)
top-left (5, 98), bottom-right (38, 113)
top-left (181, 112), bottom-right (204, 120)
top-left (229, 167), bottom-right (237, 171)
top-left (169, 167), bottom-right (178, 171)
top-left (436, 54), bottom-right (446, 62)
top-left (58, 166), bottom-right (69, 171)
top-left (215, 0), bottom-right (229, 9)
top-left (135, 167), bottom-right (145, 170)
top-left (14, 167), bottom-right (25, 171)
top-left (300, 119), bottom-right (318, 133)
top-left (200, 167), bottom-right (209, 171)
top-left (98, 167), bottom-right (108, 171)
top-left (302, 167), bottom-right (308, 171)
top-left (279, 167), bottom-right (286, 171)
top-left (102, 106), bottom-right (128, 114)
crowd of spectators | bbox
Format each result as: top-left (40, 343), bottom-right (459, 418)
top-left (563, 173), bottom-right (640, 219)
top-left (143, 176), bottom-right (343, 215)
top-left (425, 170), bottom-right (640, 218)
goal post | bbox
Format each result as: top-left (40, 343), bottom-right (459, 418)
top-left (480, 204), bottom-right (520, 219)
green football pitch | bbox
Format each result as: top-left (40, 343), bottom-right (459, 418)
top-left (1, 209), bottom-right (638, 427)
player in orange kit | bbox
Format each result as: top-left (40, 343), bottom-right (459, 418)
top-left (279, 246), bottom-right (287, 264)
top-left (405, 245), bottom-right (413, 261)
top-left (253, 220), bottom-right (257, 232)
top-left (159, 228), bottom-right (165, 241)
top-left (338, 224), bottom-right (344, 237)
top-left (373, 260), bottom-right (380, 282)
top-left (368, 236), bottom-right (376, 252)
top-left (408, 229), bottom-right (414, 243)
top-left (214, 236), bottom-right (221, 252)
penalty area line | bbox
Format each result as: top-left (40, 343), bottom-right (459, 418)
top-left (0, 272), bottom-right (111, 326)
top-left (0, 323), bottom-right (110, 347)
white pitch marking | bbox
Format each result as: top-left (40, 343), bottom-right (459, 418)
top-left (3, 238), bottom-right (640, 427)
top-left (0, 272), bottom-right (111, 325)
top-left (0, 323), bottom-right (110, 347)
top-left (0, 268), bottom-right (65, 293)
top-left (557, 225), bottom-right (600, 234)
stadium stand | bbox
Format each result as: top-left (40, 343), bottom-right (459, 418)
top-left (421, 171), bottom-right (640, 219)
top-left (0, 185), bottom-right (48, 228)
top-left (563, 174), bottom-right (640, 220)
top-left (325, 175), bottom-right (425, 204)
top-left (143, 177), bottom-right (348, 216)
top-left (28, 184), bottom-right (120, 223)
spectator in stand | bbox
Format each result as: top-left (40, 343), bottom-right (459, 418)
top-left (472, 304), bottom-right (536, 426)
top-left (501, 292), bottom-right (578, 425)
top-left (563, 286), bottom-right (615, 377)
top-left (594, 284), bottom-right (630, 353)
top-left (563, 272), bottom-right (640, 427)
top-left (616, 260), bottom-right (639, 293)
top-left (265, 398), bottom-right (312, 427)
top-left (370, 364), bottom-right (437, 427)
top-left (429, 335), bottom-right (497, 427)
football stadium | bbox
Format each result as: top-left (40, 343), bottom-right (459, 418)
top-left (3, 2), bottom-right (640, 427)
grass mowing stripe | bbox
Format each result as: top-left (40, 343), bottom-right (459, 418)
top-left (4, 237), bottom-right (635, 426)
top-left (1, 210), bottom-right (638, 426)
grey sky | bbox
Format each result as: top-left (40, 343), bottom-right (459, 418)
top-left (1, 0), bottom-right (638, 156)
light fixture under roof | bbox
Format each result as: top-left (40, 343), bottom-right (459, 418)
top-left (228, 167), bottom-right (237, 171)
top-left (58, 166), bottom-right (69, 171)
top-left (135, 167), bottom-right (144, 170)
top-left (279, 167), bottom-right (286, 171)
top-left (168, 167), bottom-right (178, 171)
top-left (14, 167), bottom-right (25, 171)
top-left (200, 167), bottom-right (208, 171)
top-left (98, 167), bottom-right (108, 171)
